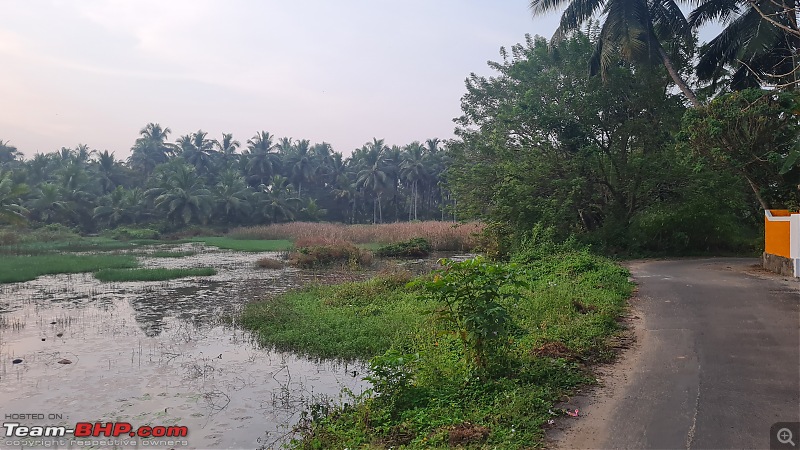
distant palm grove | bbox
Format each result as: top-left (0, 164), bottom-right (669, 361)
top-left (0, 127), bottom-right (452, 232)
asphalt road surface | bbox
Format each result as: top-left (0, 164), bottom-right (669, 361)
top-left (550, 258), bottom-right (800, 449)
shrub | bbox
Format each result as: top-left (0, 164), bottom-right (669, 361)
top-left (375, 238), bottom-right (432, 257)
top-left (289, 241), bottom-right (373, 268)
top-left (255, 257), bottom-right (284, 269)
top-left (107, 227), bottom-right (160, 240)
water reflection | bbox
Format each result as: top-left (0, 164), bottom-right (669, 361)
top-left (0, 247), bottom-right (369, 449)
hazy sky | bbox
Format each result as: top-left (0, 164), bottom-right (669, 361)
top-left (0, 0), bottom-right (571, 158)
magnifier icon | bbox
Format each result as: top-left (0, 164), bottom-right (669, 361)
top-left (778, 428), bottom-right (796, 446)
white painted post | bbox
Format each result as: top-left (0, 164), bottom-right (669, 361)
top-left (790, 214), bottom-right (800, 277)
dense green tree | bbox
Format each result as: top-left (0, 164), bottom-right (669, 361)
top-left (449, 33), bottom-right (692, 249)
top-left (680, 88), bottom-right (800, 209)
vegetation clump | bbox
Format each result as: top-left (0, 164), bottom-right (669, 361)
top-left (288, 239), bottom-right (373, 268)
top-left (94, 267), bottom-right (216, 282)
top-left (255, 257), bottom-right (284, 269)
top-left (105, 227), bottom-right (160, 240)
top-left (375, 237), bottom-right (432, 257)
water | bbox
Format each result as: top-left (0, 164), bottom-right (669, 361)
top-left (0, 244), bottom-right (370, 449)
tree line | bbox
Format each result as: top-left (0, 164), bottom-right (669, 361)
top-left (0, 130), bottom-right (452, 232)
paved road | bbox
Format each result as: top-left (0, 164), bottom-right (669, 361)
top-left (552, 258), bottom-right (800, 449)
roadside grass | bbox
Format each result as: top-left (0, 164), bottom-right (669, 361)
top-left (0, 254), bottom-right (138, 284)
top-left (94, 267), bottom-right (216, 282)
top-left (190, 237), bottom-right (293, 252)
top-left (229, 221), bottom-right (483, 251)
top-left (242, 251), bottom-right (633, 449)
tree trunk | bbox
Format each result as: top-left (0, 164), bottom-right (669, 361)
top-left (657, 46), bottom-right (701, 108)
top-left (743, 173), bottom-right (770, 210)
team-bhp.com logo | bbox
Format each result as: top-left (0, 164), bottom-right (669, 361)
top-left (4, 422), bottom-right (188, 438)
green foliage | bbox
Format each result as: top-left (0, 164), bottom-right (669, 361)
top-left (416, 257), bottom-right (528, 376)
top-left (106, 227), bottom-right (160, 240)
top-left (375, 237), bottom-right (432, 257)
top-left (189, 237), bottom-right (293, 252)
top-left (0, 254), bottom-right (137, 283)
top-left (680, 88), bottom-right (800, 209)
top-left (94, 267), bottom-right (216, 282)
top-left (447, 33), bottom-right (695, 253)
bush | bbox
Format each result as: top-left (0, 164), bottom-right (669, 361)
top-left (255, 257), bottom-right (284, 269)
top-left (375, 238), bottom-right (432, 257)
top-left (289, 241), bottom-right (373, 268)
top-left (107, 227), bottom-right (160, 240)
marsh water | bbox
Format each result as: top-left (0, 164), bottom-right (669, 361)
top-left (0, 244), bottom-right (389, 449)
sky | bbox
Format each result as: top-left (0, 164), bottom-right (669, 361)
top-left (0, 0), bottom-right (566, 158)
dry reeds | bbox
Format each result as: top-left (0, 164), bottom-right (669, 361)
top-left (229, 221), bottom-right (483, 251)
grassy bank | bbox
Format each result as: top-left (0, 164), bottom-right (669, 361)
top-left (242, 251), bottom-right (633, 448)
top-left (94, 267), bottom-right (216, 282)
top-left (0, 254), bottom-right (138, 283)
top-left (190, 237), bottom-right (293, 252)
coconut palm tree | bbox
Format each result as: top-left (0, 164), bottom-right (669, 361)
top-left (0, 140), bottom-right (22, 170)
top-left (245, 131), bottom-right (280, 187)
top-left (530, 0), bottom-right (700, 106)
top-left (147, 161), bottom-right (213, 226)
top-left (0, 173), bottom-right (29, 225)
top-left (286, 139), bottom-right (314, 196)
top-left (214, 133), bottom-right (241, 169)
top-left (177, 130), bottom-right (217, 177)
top-left (129, 123), bottom-right (176, 177)
top-left (212, 169), bottom-right (252, 223)
top-left (401, 142), bottom-right (429, 220)
top-left (356, 138), bottom-right (391, 223)
top-left (690, 0), bottom-right (800, 89)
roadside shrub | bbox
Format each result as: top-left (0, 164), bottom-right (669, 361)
top-left (375, 237), bottom-right (432, 257)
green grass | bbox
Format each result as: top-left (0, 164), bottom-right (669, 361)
top-left (0, 237), bottom-right (137, 255)
top-left (242, 272), bottom-right (422, 359)
top-left (94, 267), bottom-right (216, 282)
top-left (0, 254), bottom-right (138, 283)
top-left (242, 251), bottom-right (633, 449)
top-left (190, 237), bottom-right (293, 252)
top-left (144, 250), bottom-right (198, 258)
